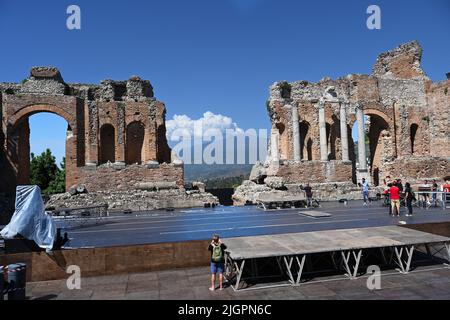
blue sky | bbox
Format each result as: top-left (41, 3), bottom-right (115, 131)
top-left (0, 0), bottom-right (449, 164)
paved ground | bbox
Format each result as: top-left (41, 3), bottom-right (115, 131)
top-left (59, 201), bottom-right (450, 248)
top-left (24, 264), bottom-right (450, 300)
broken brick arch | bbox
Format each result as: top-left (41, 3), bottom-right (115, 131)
top-left (99, 124), bottom-right (116, 164)
top-left (347, 108), bottom-right (393, 186)
top-left (0, 67), bottom-right (182, 195)
top-left (409, 123), bottom-right (425, 155)
top-left (125, 121), bottom-right (145, 165)
top-left (5, 103), bottom-right (80, 190)
top-left (8, 104), bottom-right (76, 131)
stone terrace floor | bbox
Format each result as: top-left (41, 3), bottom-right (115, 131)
top-left (25, 264), bottom-right (450, 300)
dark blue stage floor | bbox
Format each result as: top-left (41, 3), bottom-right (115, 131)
top-left (58, 200), bottom-right (450, 249)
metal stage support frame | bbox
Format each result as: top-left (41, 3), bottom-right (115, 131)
top-left (224, 228), bottom-right (450, 291)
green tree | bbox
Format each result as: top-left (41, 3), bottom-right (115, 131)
top-left (47, 157), bottom-right (66, 194)
top-left (30, 149), bottom-right (65, 194)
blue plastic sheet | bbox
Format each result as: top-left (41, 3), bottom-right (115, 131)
top-left (0, 185), bottom-right (56, 250)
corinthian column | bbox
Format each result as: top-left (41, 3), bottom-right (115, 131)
top-left (291, 105), bottom-right (301, 161)
top-left (356, 104), bottom-right (367, 171)
top-left (340, 102), bottom-right (349, 162)
top-left (318, 100), bottom-right (328, 161)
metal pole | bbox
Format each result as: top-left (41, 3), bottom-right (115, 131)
top-left (0, 266), bottom-right (4, 301)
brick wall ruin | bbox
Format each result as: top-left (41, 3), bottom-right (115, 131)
top-left (0, 67), bottom-right (182, 196)
top-left (234, 41), bottom-right (450, 203)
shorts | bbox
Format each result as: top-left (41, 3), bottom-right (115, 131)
top-left (391, 199), bottom-right (400, 207)
top-left (210, 262), bottom-right (224, 274)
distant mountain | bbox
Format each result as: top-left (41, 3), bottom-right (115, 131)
top-left (170, 136), bottom-right (264, 182)
top-left (184, 164), bottom-right (253, 182)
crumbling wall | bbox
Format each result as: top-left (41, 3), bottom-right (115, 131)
top-left (276, 161), bottom-right (352, 184)
top-left (427, 80), bottom-right (450, 158)
top-left (235, 41), bottom-right (450, 204)
top-left (74, 163), bottom-right (184, 193)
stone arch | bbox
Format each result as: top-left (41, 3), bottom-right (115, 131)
top-left (126, 121), bottom-right (145, 165)
top-left (348, 107), bottom-right (392, 186)
top-left (366, 113), bottom-right (390, 186)
top-left (9, 104), bottom-right (75, 132)
top-left (363, 108), bottom-right (392, 127)
top-left (99, 124), bottom-right (116, 164)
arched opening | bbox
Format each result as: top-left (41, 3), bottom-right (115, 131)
top-left (99, 124), bottom-right (116, 164)
top-left (326, 122), bottom-right (338, 160)
top-left (299, 121), bottom-right (312, 161)
top-left (10, 112), bottom-right (69, 194)
top-left (126, 121), bottom-right (145, 165)
top-left (410, 123), bottom-right (419, 154)
top-left (367, 114), bottom-right (389, 186)
top-left (351, 117), bottom-right (369, 183)
top-left (276, 122), bottom-right (289, 160)
top-left (351, 111), bottom-right (390, 186)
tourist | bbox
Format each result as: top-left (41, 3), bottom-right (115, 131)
top-left (404, 182), bottom-right (415, 217)
top-left (390, 181), bottom-right (401, 217)
top-left (420, 180), bottom-right (432, 207)
top-left (386, 182), bottom-right (393, 215)
top-left (302, 183), bottom-right (313, 208)
top-left (397, 179), bottom-right (404, 193)
top-left (361, 178), bottom-right (370, 206)
top-left (432, 180), bottom-right (438, 207)
top-left (397, 179), bottom-right (404, 207)
top-left (208, 234), bottom-right (227, 291)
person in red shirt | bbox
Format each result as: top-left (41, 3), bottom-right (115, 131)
top-left (390, 181), bottom-right (401, 217)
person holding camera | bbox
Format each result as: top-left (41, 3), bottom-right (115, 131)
top-left (208, 234), bottom-right (227, 291)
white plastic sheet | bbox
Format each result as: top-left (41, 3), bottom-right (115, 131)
top-left (0, 185), bottom-right (56, 250)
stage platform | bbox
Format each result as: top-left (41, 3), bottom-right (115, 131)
top-left (224, 226), bottom-right (450, 290)
top-left (57, 200), bottom-right (450, 248)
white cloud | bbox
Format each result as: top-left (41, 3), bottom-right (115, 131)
top-left (166, 111), bottom-right (243, 141)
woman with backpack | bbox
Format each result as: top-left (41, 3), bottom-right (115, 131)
top-left (208, 234), bottom-right (227, 291)
top-left (404, 182), bottom-right (416, 217)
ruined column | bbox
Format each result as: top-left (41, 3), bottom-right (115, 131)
top-left (85, 101), bottom-right (98, 166)
top-left (356, 104), bottom-right (367, 171)
top-left (270, 126), bottom-right (280, 163)
top-left (340, 102), bottom-right (349, 162)
top-left (291, 105), bottom-right (301, 161)
top-left (318, 100), bottom-right (328, 161)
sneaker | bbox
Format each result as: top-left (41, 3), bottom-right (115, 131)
top-left (209, 287), bottom-right (215, 291)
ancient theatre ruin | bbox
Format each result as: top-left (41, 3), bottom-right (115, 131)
top-left (0, 67), bottom-right (217, 213)
top-left (234, 41), bottom-right (450, 204)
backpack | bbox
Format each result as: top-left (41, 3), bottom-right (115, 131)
top-left (212, 244), bottom-right (223, 262)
